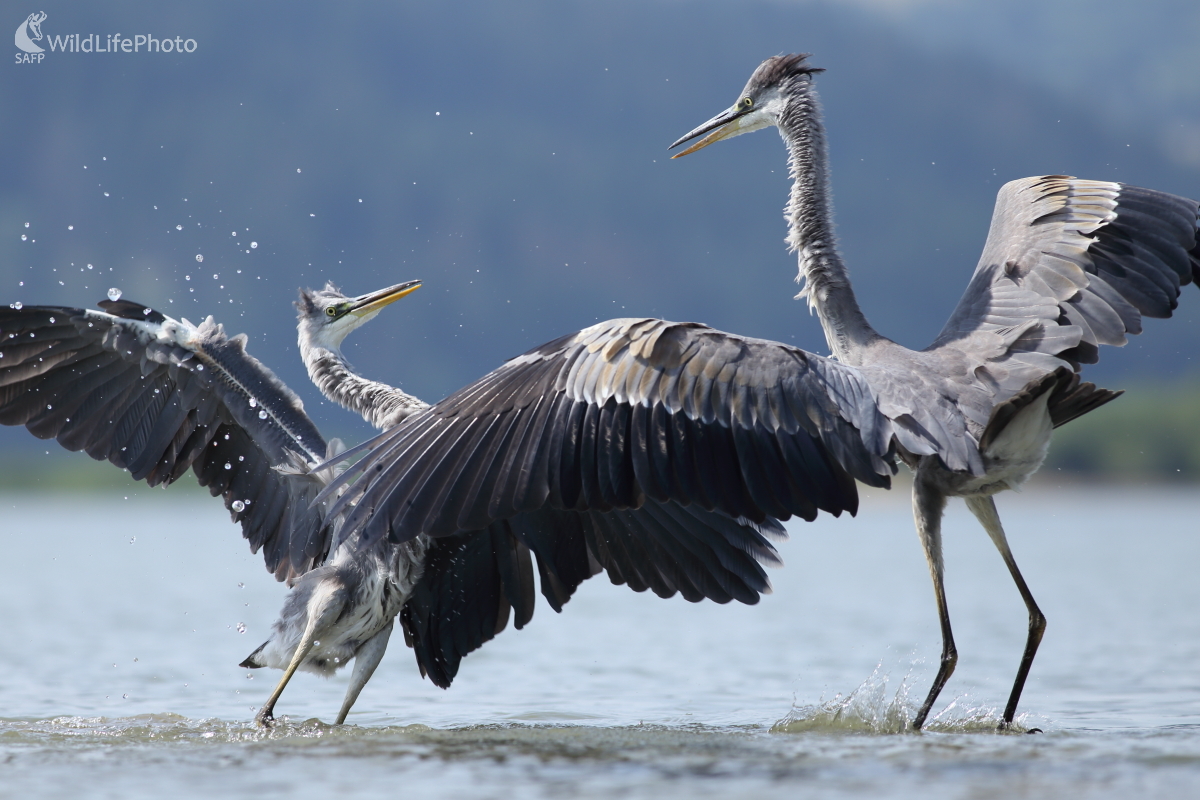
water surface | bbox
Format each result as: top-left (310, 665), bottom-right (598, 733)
top-left (1, 484), bottom-right (1197, 798)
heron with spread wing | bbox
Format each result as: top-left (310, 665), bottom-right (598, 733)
top-left (0, 281), bottom-right (782, 725)
top-left (318, 55), bottom-right (1198, 731)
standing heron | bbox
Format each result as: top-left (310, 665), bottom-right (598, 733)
top-left (0, 281), bottom-right (782, 725)
top-left (319, 55), bottom-right (1198, 731)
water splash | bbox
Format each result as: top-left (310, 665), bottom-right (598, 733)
top-left (772, 664), bottom-right (1035, 735)
top-left (772, 664), bottom-right (915, 734)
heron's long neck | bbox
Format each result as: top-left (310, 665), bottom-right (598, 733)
top-left (780, 83), bottom-right (879, 364)
top-left (300, 342), bottom-right (428, 431)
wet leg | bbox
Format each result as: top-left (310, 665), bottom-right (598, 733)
top-left (334, 620), bottom-right (394, 725)
top-left (912, 476), bottom-right (955, 731)
top-left (965, 495), bottom-right (1045, 730)
top-left (255, 589), bottom-right (346, 727)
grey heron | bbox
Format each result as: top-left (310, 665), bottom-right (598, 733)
top-left (0, 281), bottom-right (782, 725)
top-left (318, 55), bottom-right (1199, 731)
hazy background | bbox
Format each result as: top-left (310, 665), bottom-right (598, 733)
top-left (2, 0), bottom-right (1198, 481)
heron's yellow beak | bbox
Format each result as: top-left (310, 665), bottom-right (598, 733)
top-left (668, 105), bottom-right (755, 158)
top-left (349, 280), bottom-right (422, 317)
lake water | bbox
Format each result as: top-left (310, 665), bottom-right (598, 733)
top-left (0, 482), bottom-right (1197, 799)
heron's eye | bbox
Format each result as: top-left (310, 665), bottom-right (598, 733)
top-left (742, 97), bottom-right (754, 108)
top-left (325, 306), bottom-right (337, 317)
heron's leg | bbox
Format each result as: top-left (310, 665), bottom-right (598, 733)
top-left (965, 495), bottom-right (1046, 730)
top-left (334, 619), bottom-right (394, 725)
top-left (912, 476), bottom-right (954, 731)
top-left (255, 589), bottom-right (345, 727)
top-left (255, 621), bottom-right (321, 727)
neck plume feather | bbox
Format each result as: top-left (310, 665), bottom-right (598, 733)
top-left (780, 79), bottom-right (878, 364)
top-left (301, 342), bottom-right (428, 431)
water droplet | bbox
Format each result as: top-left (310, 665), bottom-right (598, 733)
top-left (196, 364), bottom-right (204, 371)
top-left (46, 404), bottom-right (52, 410)
top-left (134, 658), bottom-right (138, 662)
top-left (238, 455), bottom-right (245, 462)
top-left (129, 537), bottom-right (136, 544)
top-left (48, 316), bottom-right (55, 323)
top-left (11, 302), bottom-right (22, 310)
top-left (258, 409), bottom-right (267, 419)
top-left (68, 225), bottom-right (74, 231)
top-left (195, 254), bottom-right (204, 263)
top-left (249, 398), bottom-right (257, 408)
top-left (231, 500), bottom-right (245, 512)
top-left (185, 275), bottom-right (191, 280)
top-left (20, 235), bottom-right (27, 241)
top-left (107, 287), bottom-right (122, 301)
top-left (24, 222), bottom-right (30, 228)
top-left (313, 641), bottom-right (321, 647)
top-left (212, 274), bottom-right (218, 280)
top-left (122, 693), bottom-right (128, 699)
top-left (237, 582), bottom-right (245, 589)
top-left (224, 462), bottom-right (231, 470)
top-left (87, 263), bottom-right (93, 270)
top-left (236, 622), bottom-right (246, 634)
top-left (250, 241), bottom-right (258, 249)
top-left (175, 224), bottom-right (183, 231)
top-left (104, 192), bottom-right (110, 197)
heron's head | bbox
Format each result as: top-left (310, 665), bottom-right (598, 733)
top-left (295, 279), bottom-right (421, 351)
top-left (669, 53), bottom-right (823, 158)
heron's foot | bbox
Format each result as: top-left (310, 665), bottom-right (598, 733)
top-left (254, 707), bottom-right (276, 728)
top-left (996, 719), bottom-right (1042, 734)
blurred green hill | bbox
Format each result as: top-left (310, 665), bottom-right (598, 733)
top-left (1042, 378), bottom-right (1200, 481)
top-left (1, 0), bottom-right (1197, 481)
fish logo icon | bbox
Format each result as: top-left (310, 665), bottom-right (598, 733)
top-left (15, 11), bottom-right (46, 53)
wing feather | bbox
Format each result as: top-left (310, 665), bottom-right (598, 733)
top-left (933, 176), bottom-right (1198, 372)
top-left (325, 319), bottom-right (893, 550)
top-left (0, 301), bottom-right (332, 583)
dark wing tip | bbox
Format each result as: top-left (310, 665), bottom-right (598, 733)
top-left (98, 298), bottom-right (166, 324)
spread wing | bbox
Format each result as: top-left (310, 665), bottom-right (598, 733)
top-left (325, 318), bottom-right (897, 551)
top-left (0, 299), bottom-right (334, 582)
top-left (932, 176), bottom-right (1199, 376)
top-left (402, 500), bottom-right (784, 688)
